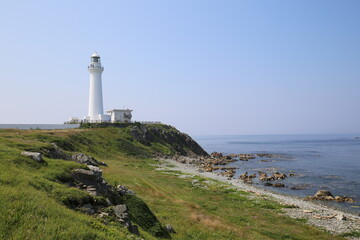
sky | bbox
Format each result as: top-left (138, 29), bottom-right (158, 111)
top-left (0, 1), bottom-right (359, 135)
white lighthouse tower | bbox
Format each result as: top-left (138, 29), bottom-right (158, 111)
top-left (67, 52), bottom-right (134, 125)
top-left (85, 53), bottom-right (110, 122)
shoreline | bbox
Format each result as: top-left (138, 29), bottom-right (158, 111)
top-left (156, 157), bottom-right (360, 238)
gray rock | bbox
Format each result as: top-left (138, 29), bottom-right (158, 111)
top-left (71, 166), bottom-right (114, 198)
top-left (114, 204), bottom-right (128, 219)
top-left (315, 190), bottom-right (334, 198)
top-left (127, 190), bottom-right (135, 195)
top-left (165, 224), bottom-right (176, 233)
top-left (99, 212), bottom-right (109, 218)
top-left (129, 126), bottom-right (151, 145)
top-left (81, 203), bottom-right (95, 215)
top-left (73, 168), bottom-right (95, 177)
top-left (129, 225), bottom-right (140, 236)
top-left (116, 185), bottom-right (135, 196)
top-left (336, 214), bottom-right (347, 221)
top-left (21, 151), bottom-right (43, 162)
top-left (71, 153), bottom-right (107, 167)
top-left (87, 165), bottom-right (102, 177)
top-left (45, 143), bottom-right (70, 159)
top-left (72, 169), bottom-right (99, 195)
top-left (272, 183), bottom-right (285, 188)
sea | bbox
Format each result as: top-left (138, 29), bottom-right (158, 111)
top-left (194, 134), bottom-right (360, 214)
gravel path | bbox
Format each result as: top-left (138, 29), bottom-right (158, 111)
top-left (157, 158), bottom-right (360, 239)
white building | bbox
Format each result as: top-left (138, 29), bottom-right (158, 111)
top-left (80, 53), bottom-right (132, 123)
top-left (107, 109), bottom-right (133, 123)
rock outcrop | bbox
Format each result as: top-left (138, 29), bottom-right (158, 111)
top-left (129, 124), bottom-right (209, 157)
top-left (259, 172), bottom-right (287, 181)
top-left (68, 157), bottom-right (168, 236)
top-left (114, 204), bottom-right (140, 235)
top-left (304, 190), bottom-right (355, 203)
top-left (239, 154), bottom-right (256, 161)
top-left (42, 143), bottom-right (70, 160)
top-left (210, 152), bottom-right (223, 158)
top-left (71, 153), bottom-right (108, 167)
top-left (71, 167), bottom-right (112, 197)
top-left (239, 172), bottom-right (256, 183)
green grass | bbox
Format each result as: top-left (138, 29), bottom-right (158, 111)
top-left (0, 126), bottom-right (349, 239)
top-left (340, 231), bottom-right (360, 238)
top-left (102, 157), bottom-right (346, 240)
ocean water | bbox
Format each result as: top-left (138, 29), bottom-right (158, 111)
top-left (0, 124), bottom-right (80, 129)
top-left (194, 134), bottom-right (360, 213)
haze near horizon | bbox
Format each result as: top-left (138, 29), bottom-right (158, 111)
top-left (0, 1), bottom-right (359, 135)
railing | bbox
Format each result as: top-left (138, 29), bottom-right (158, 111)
top-left (64, 120), bottom-right (162, 125)
top-left (139, 121), bottom-right (162, 124)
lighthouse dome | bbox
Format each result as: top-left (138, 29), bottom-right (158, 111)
top-left (91, 52), bottom-right (100, 58)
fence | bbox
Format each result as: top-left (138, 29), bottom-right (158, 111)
top-left (64, 120), bottom-right (162, 125)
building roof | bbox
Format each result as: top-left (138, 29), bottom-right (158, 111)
top-left (106, 109), bottom-right (133, 113)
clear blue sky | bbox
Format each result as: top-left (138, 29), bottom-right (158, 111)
top-left (0, 1), bottom-right (359, 135)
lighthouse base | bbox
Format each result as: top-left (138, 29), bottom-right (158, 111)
top-left (83, 114), bottom-right (111, 123)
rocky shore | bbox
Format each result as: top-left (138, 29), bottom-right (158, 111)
top-left (156, 155), bottom-right (360, 239)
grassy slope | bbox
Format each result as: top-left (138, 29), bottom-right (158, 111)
top-left (0, 126), bottom-right (347, 240)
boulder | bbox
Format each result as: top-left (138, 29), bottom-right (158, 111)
top-left (210, 152), bottom-right (223, 158)
top-left (116, 185), bottom-right (132, 195)
top-left (114, 204), bottom-right (128, 219)
top-left (239, 153), bottom-right (256, 161)
top-left (273, 172), bottom-right (287, 180)
top-left (221, 170), bottom-right (235, 178)
top-left (259, 172), bottom-right (275, 181)
top-left (87, 165), bottom-right (102, 177)
top-left (165, 224), bottom-right (176, 233)
top-left (272, 183), bottom-right (285, 188)
top-left (98, 212), bottom-right (109, 218)
top-left (256, 153), bottom-right (277, 158)
top-left (72, 169), bottom-right (99, 189)
top-left (42, 143), bottom-right (70, 159)
top-left (239, 172), bottom-right (256, 184)
top-left (239, 172), bottom-right (248, 180)
top-left (304, 190), bottom-right (355, 202)
top-left (129, 225), bottom-right (140, 236)
top-left (291, 186), bottom-right (307, 190)
top-left (113, 204), bottom-right (139, 235)
top-left (71, 168), bottom-right (111, 196)
top-left (21, 151), bottom-right (43, 162)
top-left (334, 196), bottom-right (355, 203)
top-left (315, 190), bottom-right (334, 198)
top-left (336, 214), bottom-right (347, 221)
top-left (71, 153), bottom-right (107, 167)
top-left (81, 203), bottom-right (95, 215)
top-left (248, 173), bottom-right (256, 179)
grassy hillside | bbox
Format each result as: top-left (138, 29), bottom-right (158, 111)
top-left (0, 125), bottom-right (347, 239)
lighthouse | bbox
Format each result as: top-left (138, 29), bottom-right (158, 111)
top-left (68, 53), bottom-right (134, 124)
top-left (85, 53), bottom-right (110, 122)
